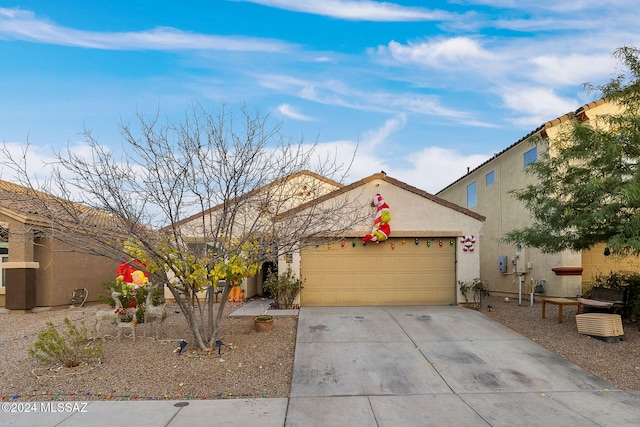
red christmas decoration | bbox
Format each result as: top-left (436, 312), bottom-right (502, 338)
top-left (460, 235), bottom-right (476, 252)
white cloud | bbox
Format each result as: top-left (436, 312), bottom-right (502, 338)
top-left (277, 104), bottom-right (315, 121)
top-left (310, 116), bottom-right (406, 182)
top-left (362, 115), bottom-right (406, 147)
top-left (258, 73), bottom-right (485, 125)
top-left (0, 142), bottom-right (98, 203)
top-left (379, 37), bottom-right (494, 68)
top-left (310, 116), bottom-right (491, 194)
top-left (242, 0), bottom-right (452, 22)
top-left (500, 86), bottom-right (578, 127)
top-left (0, 142), bottom-right (58, 184)
top-left (396, 147), bottom-right (490, 194)
top-left (527, 54), bottom-right (616, 86)
top-left (0, 7), bottom-right (289, 52)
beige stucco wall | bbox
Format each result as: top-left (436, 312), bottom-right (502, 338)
top-left (437, 138), bottom-right (582, 297)
top-left (34, 238), bottom-right (119, 308)
top-left (177, 172), bottom-right (342, 238)
top-left (286, 177), bottom-right (483, 303)
top-left (1, 231), bottom-right (118, 309)
top-left (2, 215), bottom-right (35, 263)
top-left (437, 100), bottom-right (626, 298)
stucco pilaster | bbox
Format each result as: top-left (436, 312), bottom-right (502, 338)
top-left (6, 219), bottom-right (35, 263)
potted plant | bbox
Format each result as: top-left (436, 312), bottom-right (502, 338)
top-left (254, 315), bottom-right (274, 332)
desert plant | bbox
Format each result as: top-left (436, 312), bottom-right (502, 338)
top-left (29, 318), bottom-right (102, 368)
top-left (264, 268), bottom-right (304, 309)
top-left (458, 280), bottom-right (472, 303)
top-left (458, 278), bottom-right (490, 308)
top-left (473, 278), bottom-right (491, 306)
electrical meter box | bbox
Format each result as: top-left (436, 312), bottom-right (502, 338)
top-left (498, 255), bottom-right (508, 273)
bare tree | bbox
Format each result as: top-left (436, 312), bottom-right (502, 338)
top-left (1, 102), bottom-right (366, 350)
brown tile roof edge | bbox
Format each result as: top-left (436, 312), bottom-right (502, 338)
top-left (161, 170), bottom-right (344, 231)
top-left (435, 97), bottom-right (608, 195)
top-left (278, 172), bottom-right (485, 222)
top-left (0, 179), bottom-right (117, 229)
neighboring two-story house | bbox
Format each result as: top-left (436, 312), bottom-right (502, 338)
top-left (437, 99), bottom-right (640, 299)
top-left (172, 170), bottom-right (485, 306)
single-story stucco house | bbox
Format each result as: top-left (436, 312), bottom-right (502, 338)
top-left (173, 171), bottom-right (485, 306)
top-left (0, 180), bottom-right (119, 311)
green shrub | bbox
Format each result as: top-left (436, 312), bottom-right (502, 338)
top-left (458, 278), bottom-right (490, 308)
top-left (29, 318), bottom-right (102, 368)
top-left (264, 268), bottom-right (304, 309)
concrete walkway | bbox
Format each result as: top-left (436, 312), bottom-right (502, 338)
top-left (4, 305), bottom-right (640, 426)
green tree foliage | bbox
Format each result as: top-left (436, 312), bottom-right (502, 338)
top-left (504, 47), bottom-right (640, 256)
top-left (264, 268), bottom-right (304, 309)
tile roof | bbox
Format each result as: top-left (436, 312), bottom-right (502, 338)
top-left (163, 170), bottom-right (343, 231)
top-left (0, 179), bottom-right (121, 230)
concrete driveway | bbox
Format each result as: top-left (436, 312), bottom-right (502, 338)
top-left (287, 306), bottom-right (640, 427)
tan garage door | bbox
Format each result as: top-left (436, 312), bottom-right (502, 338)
top-left (300, 237), bottom-right (456, 306)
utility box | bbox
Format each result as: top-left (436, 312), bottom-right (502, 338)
top-left (498, 255), bottom-right (508, 273)
top-left (2, 262), bottom-right (39, 311)
top-left (514, 246), bottom-right (527, 275)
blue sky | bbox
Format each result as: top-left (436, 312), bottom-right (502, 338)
top-left (0, 1), bottom-right (638, 193)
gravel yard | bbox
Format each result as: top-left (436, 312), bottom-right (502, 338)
top-left (0, 301), bottom-right (297, 401)
top-left (1, 294), bottom-right (638, 402)
top-left (483, 295), bottom-right (640, 391)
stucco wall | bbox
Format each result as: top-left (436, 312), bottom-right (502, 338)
top-left (32, 238), bottom-right (118, 308)
top-left (289, 177), bottom-right (483, 303)
top-left (437, 101), bottom-right (627, 298)
top-left (582, 243), bottom-right (640, 283)
top-left (437, 136), bottom-right (585, 297)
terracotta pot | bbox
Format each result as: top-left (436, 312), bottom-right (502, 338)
top-left (254, 316), bottom-right (274, 332)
